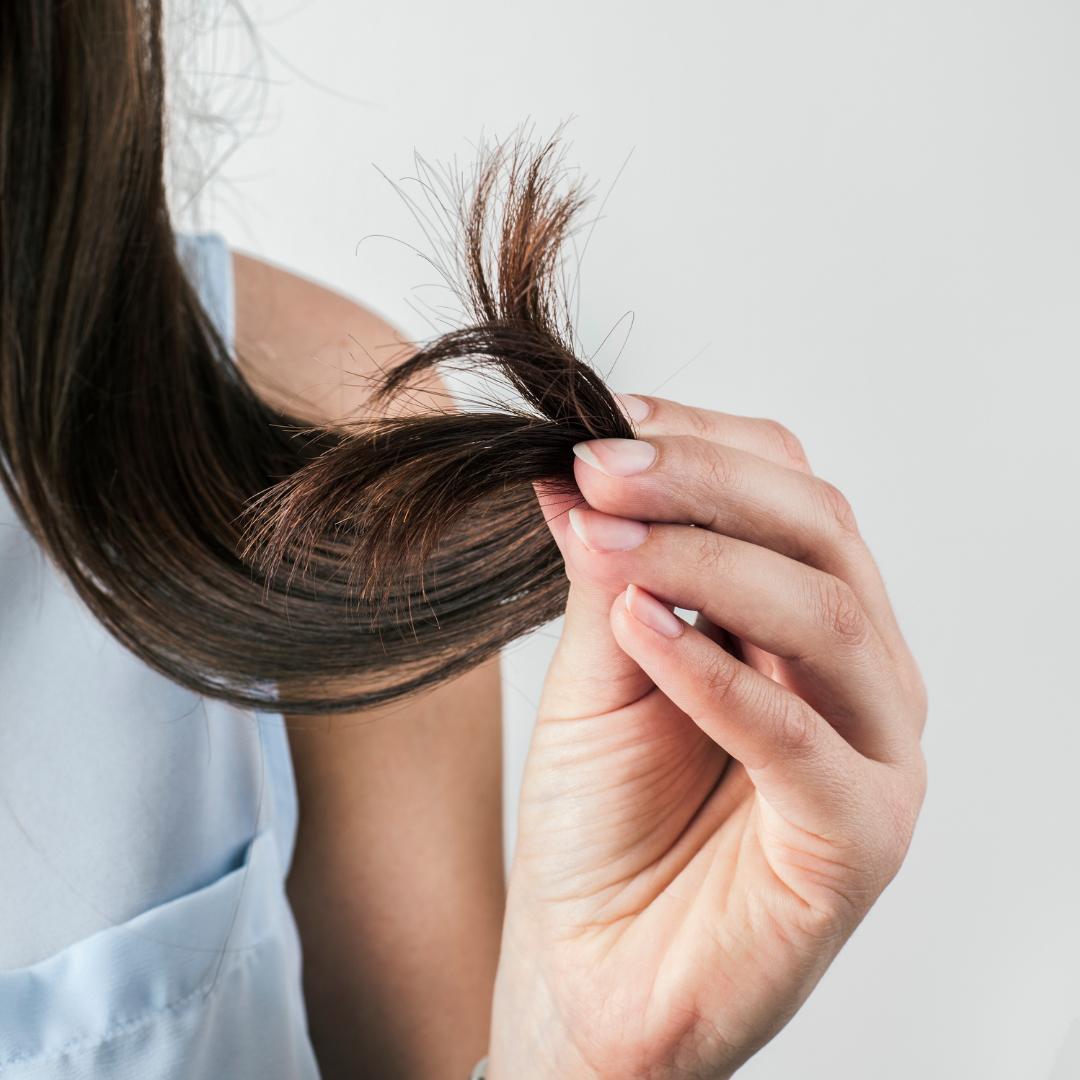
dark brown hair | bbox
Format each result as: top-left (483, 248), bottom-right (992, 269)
top-left (0, 0), bottom-right (631, 714)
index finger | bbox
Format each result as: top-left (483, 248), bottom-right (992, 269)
top-left (618, 394), bottom-right (813, 475)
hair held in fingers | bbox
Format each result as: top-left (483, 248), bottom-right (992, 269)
top-left (242, 134), bottom-right (635, 709)
top-left (0, 2), bottom-right (629, 716)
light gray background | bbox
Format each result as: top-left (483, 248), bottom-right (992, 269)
top-left (172, 1), bottom-right (1080, 1075)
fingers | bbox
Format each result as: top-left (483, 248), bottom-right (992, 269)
top-left (574, 433), bottom-right (855, 573)
top-left (572, 433), bottom-right (906, 662)
top-left (531, 484), bottom-right (654, 722)
top-left (540, 395), bottom-right (925, 740)
top-left (619, 395), bottom-right (813, 475)
top-left (569, 509), bottom-right (916, 763)
top-left (612, 584), bottom-right (868, 837)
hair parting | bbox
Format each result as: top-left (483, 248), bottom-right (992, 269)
top-left (1, 0), bottom-right (631, 714)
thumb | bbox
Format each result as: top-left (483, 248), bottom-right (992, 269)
top-left (534, 484), bottom-right (653, 720)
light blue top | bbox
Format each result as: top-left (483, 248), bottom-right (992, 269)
top-left (0, 235), bottom-right (320, 1078)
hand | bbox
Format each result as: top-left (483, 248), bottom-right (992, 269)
top-left (488, 396), bottom-right (927, 1079)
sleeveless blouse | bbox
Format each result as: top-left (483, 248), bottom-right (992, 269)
top-left (0, 235), bottom-right (320, 1078)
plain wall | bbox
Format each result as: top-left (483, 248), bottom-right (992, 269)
top-left (177, 1), bottom-right (1080, 1075)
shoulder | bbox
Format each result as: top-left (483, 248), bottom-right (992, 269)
top-left (231, 252), bottom-right (421, 426)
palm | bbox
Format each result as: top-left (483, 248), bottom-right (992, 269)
top-left (510, 663), bottom-right (859, 1079)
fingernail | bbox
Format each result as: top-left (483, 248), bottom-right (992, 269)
top-left (573, 438), bottom-right (656, 478)
top-left (625, 584), bottom-right (683, 638)
top-left (568, 508), bottom-right (650, 552)
top-left (615, 394), bottom-right (651, 423)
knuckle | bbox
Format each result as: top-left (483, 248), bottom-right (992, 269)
top-left (814, 478), bottom-right (860, 539)
top-left (814, 576), bottom-right (870, 649)
top-left (771, 695), bottom-right (818, 761)
top-left (693, 438), bottom-right (737, 495)
top-left (651, 398), bottom-right (712, 441)
top-left (759, 418), bottom-right (811, 472)
top-left (703, 650), bottom-right (743, 707)
top-left (691, 529), bottom-right (739, 579)
top-left (682, 405), bottom-right (715, 441)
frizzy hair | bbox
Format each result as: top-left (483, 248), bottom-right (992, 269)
top-left (0, 0), bottom-right (631, 715)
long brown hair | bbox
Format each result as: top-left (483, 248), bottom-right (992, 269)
top-left (0, 0), bottom-right (631, 714)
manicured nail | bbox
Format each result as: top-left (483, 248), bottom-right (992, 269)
top-left (625, 584), bottom-right (683, 638)
top-left (573, 438), bottom-right (656, 478)
top-left (615, 394), bottom-right (651, 423)
top-left (568, 508), bottom-right (650, 552)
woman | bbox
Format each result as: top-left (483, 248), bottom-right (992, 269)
top-left (0, 0), bottom-right (926, 1077)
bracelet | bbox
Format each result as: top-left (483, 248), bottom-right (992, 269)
top-left (469, 1057), bottom-right (488, 1080)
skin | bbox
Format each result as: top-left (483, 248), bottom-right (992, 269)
top-left (233, 255), bottom-right (927, 1078)
top-left (487, 398), bottom-right (927, 1078)
top-left (233, 253), bottom-right (504, 1080)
